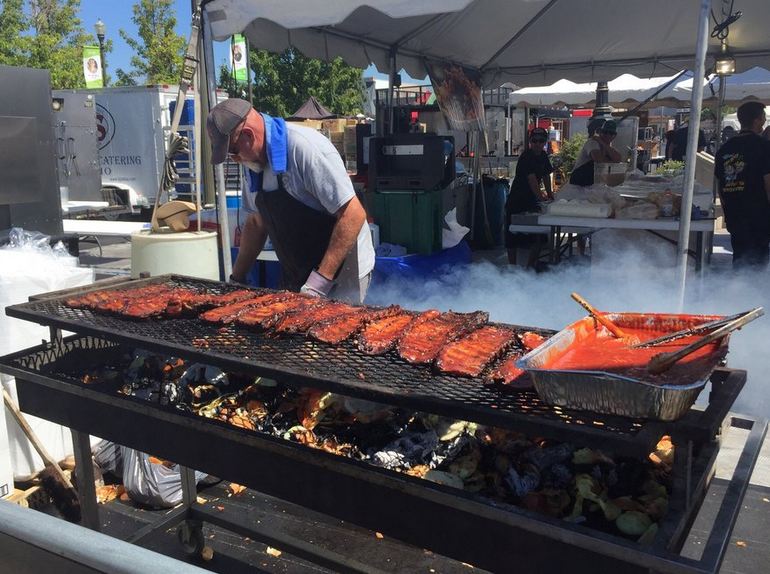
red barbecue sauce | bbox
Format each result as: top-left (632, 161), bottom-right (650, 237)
top-left (543, 316), bottom-right (726, 385)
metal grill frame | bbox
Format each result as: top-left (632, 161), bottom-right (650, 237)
top-left (0, 334), bottom-right (765, 574)
top-left (4, 274), bottom-right (743, 458)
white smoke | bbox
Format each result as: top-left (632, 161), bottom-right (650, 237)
top-left (367, 240), bottom-right (770, 418)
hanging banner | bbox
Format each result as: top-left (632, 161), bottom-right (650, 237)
top-left (231, 34), bottom-right (247, 82)
top-left (425, 61), bottom-right (486, 133)
top-left (83, 45), bottom-right (103, 88)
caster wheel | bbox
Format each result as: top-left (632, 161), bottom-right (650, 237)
top-left (177, 520), bottom-right (204, 556)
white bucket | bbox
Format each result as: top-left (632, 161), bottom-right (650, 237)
top-left (131, 230), bottom-right (219, 280)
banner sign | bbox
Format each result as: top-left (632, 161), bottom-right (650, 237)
top-left (83, 45), bottom-right (103, 88)
top-left (425, 61), bottom-right (486, 134)
top-left (231, 34), bottom-right (247, 82)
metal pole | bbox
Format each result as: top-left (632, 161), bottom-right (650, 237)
top-left (675, 0), bottom-right (711, 310)
top-left (97, 35), bottom-right (107, 87)
top-left (202, 7), bottom-right (233, 279)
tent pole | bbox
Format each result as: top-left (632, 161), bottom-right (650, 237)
top-left (202, 6), bottom-right (233, 280)
top-left (675, 0), bottom-right (710, 310)
top-left (388, 49), bottom-right (397, 134)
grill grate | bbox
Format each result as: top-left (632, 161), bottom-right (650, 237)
top-left (7, 276), bottom-right (659, 453)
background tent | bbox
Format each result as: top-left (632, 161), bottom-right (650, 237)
top-left (203, 0), bottom-right (770, 88)
top-left (509, 73), bottom-right (690, 107)
top-left (673, 67), bottom-right (770, 104)
top-left (287, 96), bottom-right (336, 121)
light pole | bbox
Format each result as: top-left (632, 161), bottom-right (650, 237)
top-left (94, 18), bottom-right (107, 87)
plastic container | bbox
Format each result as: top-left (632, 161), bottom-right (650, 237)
top-left (371, 189), bottom-right (442, 254)
top-left (131, 230), bottom-right (219, 280)
top-left (594, 162), bottom-right (627, 187)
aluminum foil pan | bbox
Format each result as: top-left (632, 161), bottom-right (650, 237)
top-left (516, 313), bottom-right (729, 421)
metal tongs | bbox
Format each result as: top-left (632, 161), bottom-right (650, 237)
top-left (630, 308), bottom-right (761, 349)
top-left (646, 307), bottom-right (764, 375)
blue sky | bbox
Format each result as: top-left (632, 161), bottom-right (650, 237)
top-left (78, 0), bottom-right (421, 84)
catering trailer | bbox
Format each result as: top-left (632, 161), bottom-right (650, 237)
top-left (0, 275), bottom-right (765, 573)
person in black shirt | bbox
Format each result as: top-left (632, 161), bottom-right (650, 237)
top-left (505, 127), bottom-right (553, 266)
top-left (714, 101), bottom-right (770, 268)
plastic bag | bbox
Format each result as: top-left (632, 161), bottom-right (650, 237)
top-left (121, 448), bottom-right (208, 508)
top-left (615, 202), bottom-right (660, 220)
top-left (442, 207), bottom-right (470, 249)
top-left (2, 227), bottom-right (70, 257)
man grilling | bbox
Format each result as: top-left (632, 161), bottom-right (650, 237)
top-left (207, 99), bottom-right (374, 303)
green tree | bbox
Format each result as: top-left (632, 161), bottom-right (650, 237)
top-left (117, 0), bottom-right (185, 85)
top-left (0, 0), bottom-right (28, 67)
top-left (216, 62), bottom-right (244, 99)
top-left (248, 47), bottom-right (363, 117)
top-left (27, 0), bottom-right (99, 89)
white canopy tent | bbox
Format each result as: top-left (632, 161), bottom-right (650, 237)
top-left (673, 66), bottom-right (770, 103)
top-left (509, 73), bottom-right (690, 107)
top-left (199, 0), bottom-right (770, 304)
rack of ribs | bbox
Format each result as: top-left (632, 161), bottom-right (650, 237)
top-left (235, 294), bottom-right (313, 329)
top-left (122, 288), bottom-right (204, 319)
top-left (165, 289), bottom-right (256, 317)
top-left (487, 350), bottom-right (532, 388)
top-left (308, 306), bottom-right (402, 345)
top-left (273, 300), bottom-right (356, 334)
top-left (520, 331), bottom-right (547, 351)
top-left (398, 310), bottom-right (489, 365)
top-left (434, 325), bottom-right (517, 377)
top-left (200, 292), bottom-right (293, 324)
top-left (357, 312), bottom-right (418, 355)
top-left (66, 284), bottom-right (175, 313)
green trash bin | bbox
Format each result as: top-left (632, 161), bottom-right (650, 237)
top-left (371, 189), bottom-right (442, 255)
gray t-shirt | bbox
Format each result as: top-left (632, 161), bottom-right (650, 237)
top-left (241, 121), bottom-right (374, 279)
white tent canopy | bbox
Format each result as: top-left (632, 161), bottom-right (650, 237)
top-left (509, 73), bottom-right (688, 107)
top-left (673, 66), bottom-right (770, 103)
top-left (203, 0), bottom-right (770, 87)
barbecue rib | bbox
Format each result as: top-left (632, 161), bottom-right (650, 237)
top-left (398, 310), bottom-right (489, 364)
top-left (200, 292), bottom-right (292, 324)
top-left (487, 350), bottom-right (532, 388)
top-left (235, 294), bottom-right (312, 329)
top-left (273, 300), bottom-right (356, 334)
top-left (435, 325), bottom-right (517, 377)
top-left (357, 312), bottom-right (417, 355)
top-left (66, 284), bottom-right (175, 313)
top-left (166, 288), bottom-right (256, 317)
top-left (520, 331), bottom-right (547, 351)
top-left (308, 306), bottom-right (402, 344)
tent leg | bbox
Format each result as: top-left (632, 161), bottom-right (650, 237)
top-left (675, 0), bottom-right (710, 310)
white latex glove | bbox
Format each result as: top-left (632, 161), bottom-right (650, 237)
top-left (300, 269), bottom-right (334, 298)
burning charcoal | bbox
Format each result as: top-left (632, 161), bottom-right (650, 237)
top-left (522, 443), bottom-right (574, 471)
top-left (505, 464), bottom-right (540, 497)
top-left (541, 463), bottom-right (573, 490)
top-left (369, 431), bottom-right (439, 471)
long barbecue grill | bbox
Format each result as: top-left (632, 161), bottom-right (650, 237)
top-left (0, 274), bottom-right (766, 573)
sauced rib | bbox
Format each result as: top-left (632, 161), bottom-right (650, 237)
top-left (65, 284), bottom-right (174, 312)
top-left (435, 325), bottom-right (517, 377)
top-left (487, 350), bottom-right (532, 388)
top-left (165, 288), bottom-right (255, 317)
top-left (398, 310), bottom-right (489, 364)
top-left (235, 294), bottom-right (311, 329)
top-left (520, 331), bottom-right (547, 351)
top-left (308, 306), bottom-right (402, 345)
top-left (200, 292), bottom-right (291, 324)
top-left (357, 312), bottom-right (417, 355)
top-left (122, 288), bottom-right (202, 319)
top-left (273, 300), bottom-right (356, 334)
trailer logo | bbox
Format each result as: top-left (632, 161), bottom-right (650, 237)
top-left (95, 103), bottom-right (116, 150)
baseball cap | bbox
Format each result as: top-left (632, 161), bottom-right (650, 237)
top-left (601, 119), bottom-right (618, 134)
top-left (207, 98), bottom-right (252, 164)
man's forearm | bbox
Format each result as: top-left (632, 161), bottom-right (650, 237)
top-left (317, 197), bottom-right (366, 280)
top-left (232, 212), bottom-right (267, 281)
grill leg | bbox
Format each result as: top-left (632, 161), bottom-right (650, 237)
top-left (72, 430), bottom-right (99, 531)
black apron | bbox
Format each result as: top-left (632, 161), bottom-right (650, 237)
top-left (569, 159), bottom-right (594, 186)
top-left (255, 174), bottom-right (337, 291)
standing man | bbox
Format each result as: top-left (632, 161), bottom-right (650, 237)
top-left (505, 127), bottom-right (553, 267)
top-left (714, 101), bottom-right (770, 268)
top-left (207, 99), bottom-right (374, 302)
top-left (569, 119), bottom-right (622, 186)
